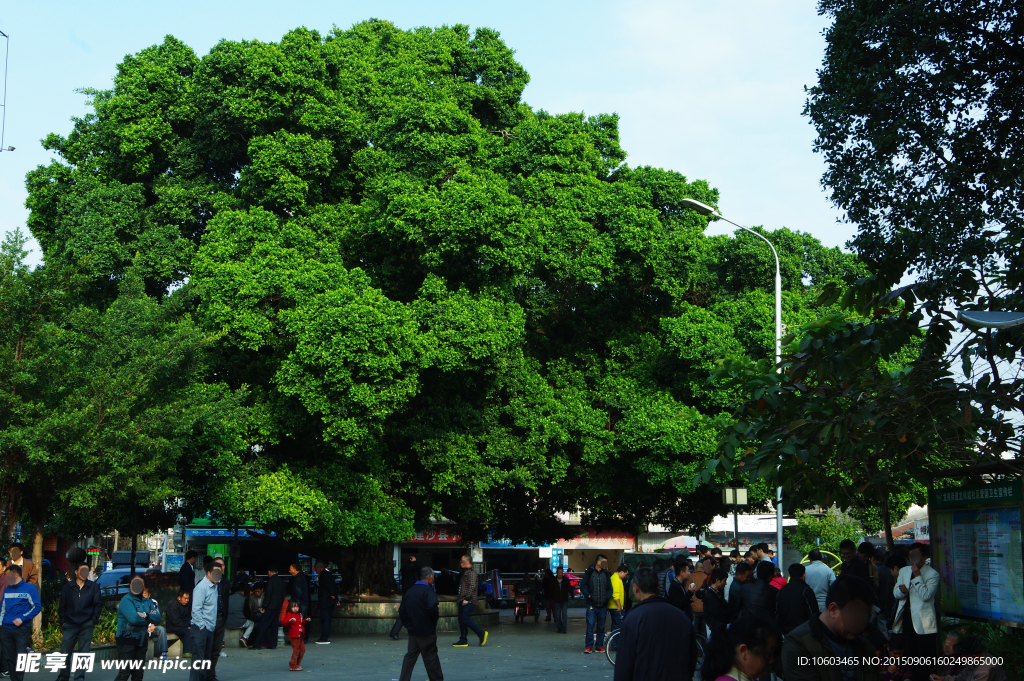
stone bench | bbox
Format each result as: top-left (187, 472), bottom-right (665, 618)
top-left (223, 628), bottom-right (246, 648)
top-left (146, 632), bottom-right (182, 660)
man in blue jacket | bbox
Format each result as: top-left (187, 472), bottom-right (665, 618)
top-left (397, 567), bottom-right (443, 681)
top-left (114, 576), bottom-right (160, 681)
top-left (57, 563), bottom-right (103, 681)
top-left (1, 565), bottom-right (42, 681)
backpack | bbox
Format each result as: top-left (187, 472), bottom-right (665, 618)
top-left (581, 567), bottom-right (596, 602)
top-left (659, 568), bottom-right (675, 598)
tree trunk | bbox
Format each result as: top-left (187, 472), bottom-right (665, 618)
top-left (336, 542), bottom-right (399, 599)
top-left (130, 533), bottom-right (138, 578)
top-left (130, 510), bottom-right (138, 578)
top-left (352, 540), bottom-right (399, 593)
top-left (31, 521), bottom-right (44, 646)
top-left (245, 531), bottom-right (400, 599)
top-left (0, 489), bottom-right (19, 542)
top-left (879, 486), bottom-right (895, 552)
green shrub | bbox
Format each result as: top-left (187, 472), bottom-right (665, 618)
top-left (941, 618), bottom-right (1024, 681)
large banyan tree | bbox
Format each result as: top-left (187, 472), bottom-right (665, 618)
top-left (24, 20), bottom-right (857, 594)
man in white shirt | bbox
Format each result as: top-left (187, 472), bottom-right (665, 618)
top-left (893, 543), bottom-right (940, 681)
top-left (802, 549), bottom-right (836, 611)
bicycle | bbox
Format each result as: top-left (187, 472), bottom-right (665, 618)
top-left (605, 629), bottom-right (706, 675)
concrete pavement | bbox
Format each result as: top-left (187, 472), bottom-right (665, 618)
top-left (82, 609), bottom-right (620, 681)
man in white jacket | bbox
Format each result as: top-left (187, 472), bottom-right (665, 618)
top-left (893, 543), bottom-right (940, 681)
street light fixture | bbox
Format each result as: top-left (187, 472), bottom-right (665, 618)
top-left (681, 197), bottom-right (785, 568)
top-left (957, 310), bottom-right (1024, 330)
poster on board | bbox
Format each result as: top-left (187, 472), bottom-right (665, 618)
top-left (930, 482), bottom-right (1024, 624)
top-left (164, 552), bottom-right (185, 574)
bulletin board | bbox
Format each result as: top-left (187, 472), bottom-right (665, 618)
top-left (929, 481), bottom-right (1024, 627)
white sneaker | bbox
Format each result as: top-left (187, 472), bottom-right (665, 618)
top-left (315, 641), bottom-right (330, 645)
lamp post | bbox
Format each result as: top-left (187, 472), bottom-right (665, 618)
top-left (723, 487), bottom-right (749, 549)
top-left (681, 198), bottom-right (784, 569)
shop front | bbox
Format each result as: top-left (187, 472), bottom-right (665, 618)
top-left (184, 522), bottom-right (300, 577)
top-left (477, 537), bottom-right (551, 575)
top-left (556, 529), bottom-right (635, 573)
top-left (397, 526), bottom-right (466, 572)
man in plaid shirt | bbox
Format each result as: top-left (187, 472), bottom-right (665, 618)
top-left (452, 555), bottom-right (488, 647)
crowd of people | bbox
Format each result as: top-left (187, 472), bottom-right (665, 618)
top-left (175, 551), bottom-right (342, 674)
top-left (0, 540), bottom-right (1012, 681)
top-left (601, 541), bottom-right (1006, 681)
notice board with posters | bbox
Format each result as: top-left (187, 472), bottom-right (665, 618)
top-left (929, 481), bottom-right (1024, 626)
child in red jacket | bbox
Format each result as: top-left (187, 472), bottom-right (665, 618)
top-left (281, 599), bottom-right (311, 671)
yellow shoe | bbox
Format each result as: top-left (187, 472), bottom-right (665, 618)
top-left (480, 631), bottom-right (489, 647)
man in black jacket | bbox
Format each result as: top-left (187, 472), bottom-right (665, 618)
top-left (736, 561), bottom-right (777, 621)
top-left (701, 568), bottom-right (731, 637)
top-left (57, 563), bottom-right (102, 681)
top-left (314, 562), bottom-right (339, 644)
top-left (251, 564), bottom-right (285, 650)
top-left (776, 563), bottom-right (820, 635)
top-left (613, 567), bottom-right (695, 681)
top-left (728, 562), bottom-right (751, 605)
top-left (580, 555), bottom-right (612, 653)
top-left (390, 556), bottom-right (419, 640)
top-left (289, 562), bottom-right (311, 642)
top-left (839, 539), bottom-right (871, 582)
top-left (397, 567), bottom-right (443, 681)
top-left (288, 563), bottom-right (310, 615)
top-left (179, 551), bottom-right (198, 611)
top-left (165, 590), bottom-right (193, 655)
top-left (781, 575), bottom-right (879, 681)
top-left (667, 562), bottom-right (696, 622)
top-left (549, 567), bottom-right (572, 633)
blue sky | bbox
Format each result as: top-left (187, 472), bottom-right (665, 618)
top-left (0, 1), bottom-right (848, 265)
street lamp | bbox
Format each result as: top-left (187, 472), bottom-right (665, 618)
top-left (681, 197), bottom-right (785, 569)
top-left (722, 487), bottom-right (749, 550)
top-left (957, 310), bottom-right (1024, 330)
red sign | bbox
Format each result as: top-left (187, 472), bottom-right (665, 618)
top-left (404, 527), bottom-right (461, 543)
top-left (556, 529), bottom-right (634, 550)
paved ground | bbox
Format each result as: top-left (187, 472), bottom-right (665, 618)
top-left (85, 609), bottom-right (620, 681)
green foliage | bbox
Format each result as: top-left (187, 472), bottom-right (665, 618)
top-left (24, 20), bottom-right (863, 548)
top-left (941, 620), bottom-right (1024, 681)
top-left (699, 307), bottom-right (994, 543)
top-left (807, 0), bottom-right (1022, 298)
top-left (848, 484), bottom-right (924, 536)
top-left (789, 508), bottom-right (862, 558)
top-left (0, 230), bottom-right (246, 537)
top-left (806, 0), bottom-right (1024, 461)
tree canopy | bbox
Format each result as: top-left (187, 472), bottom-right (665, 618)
top-left (698, 1), bottom-right (1024, 544)
top-left (0, 231), bottom-right (246, 549)
top-left (21, 20), bottom-right (864, 590)
top-left (806, 0), bottom-right (1024, 459)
